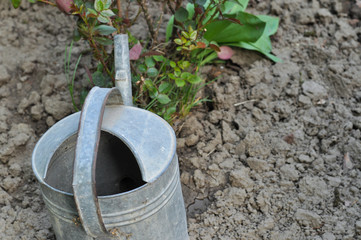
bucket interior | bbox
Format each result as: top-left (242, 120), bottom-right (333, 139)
top-left (44, 131), bottom-right (146, 196)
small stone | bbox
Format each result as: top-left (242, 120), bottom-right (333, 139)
top-left (0, 143), bottom-right (15, 163)
top-left (177, 138), bottom-right (186, 149)
top-left (46, 116), bottom-right (56, 127)
top-left (356, 221), bottom-right (361, 233)
top-left (298, 154), bottom-right (313, 163)
top-left (298, 95), bottom-right (312, 107)
top-left (295, 209), bottom-right (321, 228)
top-left (185, 134), bottom-right (199, 147)
top-left (31, 104), bottom-right (43, 120)
top-left (219, 158), bottom-right (235, 169)
top-left (295, 9), bottom-right (315, 24)
top-left (44, 98), bottom-right (72, 120)
top-left (9, 123), bottom-right (32, 147)
top-left (280, 164), bottom-right (299, 181)
top-left (0, 86), bottom-right (10, 98)
top-left (193, 169), bottom-right (206, 188)
top-left (221, 121), bottom-right (239, 144)
top-left (0, 65), bottom-right (10, 86)
top-left (246, 158), bottom-right (270, 172)
top-left (21, 61), bottom-right (36, 74)
top-left (322, 232), bottom-right (336, 240)
top-left (230, 167), bottom-right (254, 190)
top-left (252, 107), bottom-right (264, 121)
top-left (0, 187), bottom-right (13, 205)
top-left (9, 163), bottom-right (21, 177)
top-left (236, 131), bottom-right (270, 159)
top-left (317, 8), bottom-right (333, 24)
top-left (0, 176), bottom-right (22, 193)
top-left (302, 81), bottom-right (328, 101)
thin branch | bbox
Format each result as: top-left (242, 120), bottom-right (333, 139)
top-left (153, 1), bottom-right (166, 46)
top-left (117, 0), bottom-right (122, 18)
top-left (136, 0), bottom-right (156, 42)
top-left (167, 0), bottom-right (175, 14)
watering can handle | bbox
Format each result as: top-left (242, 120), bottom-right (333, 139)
top-left (72, 87), bottom-right (122, 238)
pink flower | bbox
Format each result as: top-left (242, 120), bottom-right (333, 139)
top-left (56, 0), bottom-right (73, 14)
top-left (217, 46), bottom-right (234, 60)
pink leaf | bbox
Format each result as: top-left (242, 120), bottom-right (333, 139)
top-left (129, 42), bottom-right (143, 60)
top-left (217, 46), bottom-right (234, 60)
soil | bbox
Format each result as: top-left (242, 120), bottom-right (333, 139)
top-left (1, 0), bottom-right (361, 239)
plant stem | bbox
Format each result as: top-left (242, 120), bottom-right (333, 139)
top-left (37, 0), bottom-right (56, 6)
top-left (166, 0), bottom-right (175, 14)
top-left (136, 0), bottom-right (156, 43)
top-left (116, 0), bottom-right (122, 18)
top-left (89, 38), bottom-right (115, 84)
top-left (154, 1), bottom-right (166, 46)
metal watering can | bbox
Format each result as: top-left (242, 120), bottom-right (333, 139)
top-left (32, 35), bottom-right (189, 240)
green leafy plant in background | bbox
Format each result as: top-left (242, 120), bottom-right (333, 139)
top-left (9, 0), bottom-right (281, 123)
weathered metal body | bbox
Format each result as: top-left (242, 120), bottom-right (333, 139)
top-left (32, 86), bottom-right (189, 239)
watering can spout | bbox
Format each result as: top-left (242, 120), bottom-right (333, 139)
top-left (114, 34), bottom-right (133, 106)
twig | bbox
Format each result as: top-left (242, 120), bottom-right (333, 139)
top-left (116, 0), bottom-right (122, 18)
top-left (116, 0), bottom-right (125, 33)
top-left (136, 0), bottom-right (156, 42)
top-left (234, 99), bottom-right (257, 107)
top-left (166, 0), bottom-right (175, 14)
top-left (37, 0), bottom-right (56, 6)
top-left (206, 148), bottom-right (216, 157)
top-left (153, 1), bottom-right (166, 46)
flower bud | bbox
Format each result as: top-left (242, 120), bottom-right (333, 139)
top-left (56, 0), bottom-right (73, 14)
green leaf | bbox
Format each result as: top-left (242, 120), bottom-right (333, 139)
top-left (166, 106), bottom-right (176, 115)
top-left (101, 9), bottom-right (115, 17)
top-left (144, 80), bottom-right (158, 98)
top-left (175, 78), bottom-right (185, 87)
top-left (147, 67), bottom-right (158, 77)
top-left (157, 94), bottom-right (171, 104)
top-left (168, 73), bottom-right (176, 79)
top-left (257, 15), bottom-right (279, 36)
top-left (174, 38), bottom-right (183, 45)
top-left (166, 16), bottom-right (174, 42)
top-left (97, 14), bottom-right (109, 23)
top-left (92, 71), bottom-right (106, 87)
top-left (138, 64), bottom-right (147, 73)
top-left (145, 57), bottom-right (155, 68)
top-left (187, 75), bottom-right (202, 84)
top-left (181, 72), bottom-right (192, 79)
top-left (159, 82), bottom-right (171, 93)
top-left (87, 8), bottom-right (97, 15)
top-left (94, 37), bottom-right (113, 45)
top-left (204, 12), bottom-right (266, 43)
top-left (11, 0), bottom-right (21, 8)
top-left (170, 61), bottom-right (176, 68)
top-left (186, 3), bottom-right (195, 19)
top-left (182, 61), bottom-right (190, 69)
top-left (175, 7), bottom-right (189, 22)
top-left (93, 25), bottom-right (117, 35)
top-left (94, 0), bottom-right (104, 11)
top-left (221, 0), bottom-right (249, 14)
top-left (153, 55), bottom-right (165, 62)
top-left (189, 31), bottom-right (197, 41)
top-left (28, 0), bottom-right (35, 3)
top-left (104, 0), bottom-right (112, 9)
top-left (230, 39), bottom-right (282, 62)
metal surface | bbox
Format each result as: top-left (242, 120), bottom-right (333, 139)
top-left (32, 86), bottom-right (189, 239)
top-left (73, 87), bottom-right (118, 238)
top-left (114, 34), bottom-right (132, 106)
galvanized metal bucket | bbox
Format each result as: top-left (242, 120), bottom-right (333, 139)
top-left (32, 86), bottom-right (189, 239)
